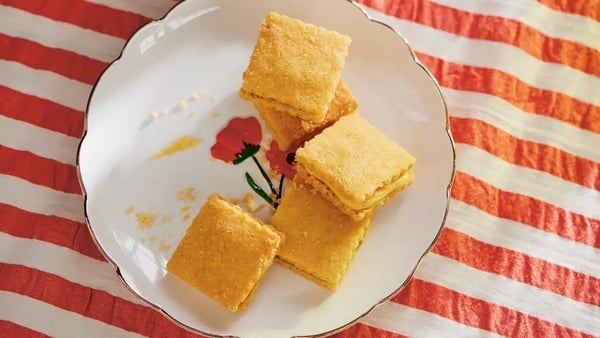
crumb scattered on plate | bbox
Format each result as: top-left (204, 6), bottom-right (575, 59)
top-left (159, 240), bottom-right (171, 251)
top-left (177, 187), bottom-right (197, 202)
top-left (153, 135), bottom-right (201, 158)
top-left (148, 236), bottom-right (156, 243)
top-left (177, 99), bottom-right (187, 111)
top-left (190, 93), bottom-right (199, 100)
top-left (161, 214), bottom-right (173, 224)
top-left (180, 205), bottom-right (191, 213)
top-left (212, 112), bottom-right (221, 118)
top-left (136, 212), bottom-right (157, 229)
top-left (182, 213), bottom-right (191, 221)
top-left (125, 205), bottom-right (135, 215)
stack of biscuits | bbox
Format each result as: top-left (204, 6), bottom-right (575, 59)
top-left (241, 12), bottom-right (416, 291)
top-left (239, 12), bottom-right (358, 151)
top-left (166, 12), bottom-right (416, 312)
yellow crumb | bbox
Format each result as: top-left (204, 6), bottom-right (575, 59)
top-left (228, 198), bottom-right (240, 205)
top-left (148, 236), bottom-right (156, 243)
top-left (243, 193), bottom-right (257, 213)
top-left (125, 205), bottom-right (135, 215)
top-left (212, 112), bottom-right (221, 118)
top-left (152, 135), bottom-right (201, 158)
top-left (151, 111), bottom-right (160, 121)
top-left (159, 240), bottom-right (171, 251)
top-left (136, 212), bottom-right (157, 229)
top-left (254, 204), bottom-right (266, 213)
top-left (177, 187), bottom-right (197, 202)
top-left (161, 214), bottom-right (173, 224)
top-left (177, 99), bottom-right (187, 111)
top-left (180, 205), bottom-right (191, 213)
top-left (183, 213), bottom-right (191, 221)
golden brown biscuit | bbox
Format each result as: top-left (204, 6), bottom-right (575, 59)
top-left (240, 12), bottom-right (351, 122)
top-left (255, 80), bottom-right (358, 151)
top-left (295, 114), bottom-right (415, 220)
top-left (167, 194), bottom-right (282, 312)
top-left (270, 180), bottom-right (371, 291)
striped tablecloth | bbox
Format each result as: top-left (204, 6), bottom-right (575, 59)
top-left (1, 0), bottom-right (599, 337)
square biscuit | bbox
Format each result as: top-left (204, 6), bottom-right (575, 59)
top-left (295, 114), bottom-right (415, 220)
top-left (254, 79), bottom-right (358, 151)
top-left (241, 12), bottom-right (351, 122)
top-left (167, 194), bottom-right (282, 312)
top-left (270, 180), bottom-right (371, 291)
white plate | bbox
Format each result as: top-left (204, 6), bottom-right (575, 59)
top-left (78, 0), bottom-right (455, 337)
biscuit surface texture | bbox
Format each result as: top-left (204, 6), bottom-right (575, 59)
top-left (167, 194), bottom-right (281, 312)
top-left (241, 12), bottom-right (351, 122)
top-left (270, 181), bottom-right (371, 290)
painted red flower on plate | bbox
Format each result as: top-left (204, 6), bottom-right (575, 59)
top-left (210, 116), bottom-right (262, 164)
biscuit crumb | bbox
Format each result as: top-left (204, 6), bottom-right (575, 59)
top-left (125, 205), bottom-right (135, 215)
top-left (136, 212), bottom-right (157, 229)
top-left (177, 187), bottom-right (197, 202)
top-left (152, 135), bottom-right (201, 158)
top-left (161, 214), bottom-right (173, 224)
top-left (182, 213), bottom-right (191, 221)
top-left (151, 111), bottom-right (160, 121)
top-left (148, 236), bottom-right (156, 243)
top-left (159, 240), bottom-right (171, 251)
top-left (228, 198), bottom-right (240, 205)
top-left (212, 112), bottom-right (221, 118)
top-left (180, 205), bottom-right (191, 213)
top-left (177, 99), bottom-right (187, 111)
top-left (243, 193), bottom-right (257, 213)
top-left (190, 93), bottom-right (199, 100)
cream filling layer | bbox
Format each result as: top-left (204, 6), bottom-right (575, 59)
top-left (297, 163), bottom-right (415, 210)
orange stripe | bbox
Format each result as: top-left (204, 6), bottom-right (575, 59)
top-left (0, 263), bottom-right (396, 338)
top-left (0, 86), bottom-right (84, 138)
top-left (435, 228), bottom-right (600, 306)
top-left (538, 0), bottom-right (600, 21)
top-left (0, 33), bottom-right (107, 85)
top-left (358, 0), bottom-right (600, 76)
top-left (2, 0), bottom-right (151, 40)
top-left (450, 117), bottom-right (600, 191)
top-left (0, 203), bottom-right (104, 261)
top-left (0, 146), bottom-right (81, 195)
top-left (452, 172), bottom-right (600, 248)
top-left (332, 323), bottom-right (407, 338)
top-left (0, 320), bottom-right (50, 338)
top-left (393, 278), bottom-right (593, 337)
top-left (0, 263), bottom-right (200, 338)
top-left (418, 53), bottom-right (600, 134)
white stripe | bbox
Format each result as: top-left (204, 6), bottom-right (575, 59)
top-left (0, 232), bottom-right (144, 306)
top-left (417, 254), bottom-right (600, 335)
top-left (363, 8), bottom-right (600, 106)
top-left (0, 59), bottom-right (91, 112)
top-left (0, 175), bottom-right (84, 223)
top-left (84, 0), bottom-right (176, 19)
top-left (0, 291), bottom-right (143, 338)
top-left (443, 87), bottom-right (600, 163)
top-left (448, 200), bottom-right (600, 278)
top-left (0, 116), bottom-right (79, 166)
top-left (362, 302), bottom-right (501, 337)
top-left (457, 143), bottom-right (600, 220)
top-left (0, 5), bottom-right (122, 63)
top-left (428, 0), bottom-right (600, 50)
